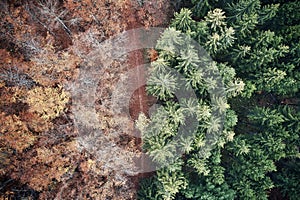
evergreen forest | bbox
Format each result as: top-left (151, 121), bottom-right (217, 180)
top-left (138, 0), bottom-right (299, 200)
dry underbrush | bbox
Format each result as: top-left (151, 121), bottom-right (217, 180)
top-left (0, 0), bottom-right (171, 199)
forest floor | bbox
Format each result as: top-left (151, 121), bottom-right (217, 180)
top-left (0, 0), bottom-right (172, 199)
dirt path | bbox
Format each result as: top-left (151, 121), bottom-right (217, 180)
top-left (120, 0), bottom-right (173, 192)
top-left (123, 2), bottom-right (155, 189)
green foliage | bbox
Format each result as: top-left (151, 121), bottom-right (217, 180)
top-left (248, 106), bottom-right (286, 127)
top-left (156, 164), bottom-right (187, 200)
top-left (226, 135), bottom-right (277, 199)
top-left (272, 159), bottom-right (300, 200)
top-left (177, 44), bottom-right (201, 73)
top-left (172, 8), bottom-right (194, 32)
top-left (156, 27), bottom-right (184, 54)
top-left (205, 9), bottom-right (226, 32)
top-left (183, 149), bottom-right (236, 200)
top-left (224, 104), bottom-right (300, 199)
top-left (191, 0), bottom-right (219, 18)
top-left (147, 71), bottom-right (178, 101)
top-left (138, 177), bottom-right (160, 200)
top-left (183, 178), bottom-right (236, 200)
top-left (139, 0), bottom-right (300, 199)
top-left (139, 9), bottom-right (243, 198)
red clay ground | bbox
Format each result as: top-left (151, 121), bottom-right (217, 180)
top-left (120, 0), bottom-right (173, 190)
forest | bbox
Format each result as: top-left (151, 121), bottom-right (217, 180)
top-left (0, 0), bottom-right (299, 199)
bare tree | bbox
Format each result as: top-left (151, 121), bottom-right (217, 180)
top-left (26, 0), bottom-right (71, 37)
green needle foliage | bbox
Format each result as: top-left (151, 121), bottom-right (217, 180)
top-left (147, 71), bottom-right (178, 101)
top-left (138, 0), bottom-right (299, 199)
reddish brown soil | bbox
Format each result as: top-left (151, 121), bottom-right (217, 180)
top-left (121, 0), bottom-right (172, 191)
top-left (126, 5), bottom-right (147, 182)
top-left (124, 0), bottom-right (170, 120)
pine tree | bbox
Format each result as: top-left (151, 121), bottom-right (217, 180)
top-left (139, 0), bottom-right (300, 199)
top-left (139, 9), bottom-right (244, 199)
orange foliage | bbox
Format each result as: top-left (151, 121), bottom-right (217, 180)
top-left (0, 0), bottom-right (172, 198)
top-left (10, 141), bottom-right (78, 192)
top-left (26, 86), bottom-right (70, 120)
top-left (28, 49), bottom-right (80, 87)
top-left (0, 113), bottom-right (36, 152)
